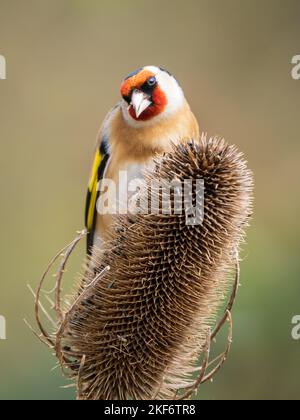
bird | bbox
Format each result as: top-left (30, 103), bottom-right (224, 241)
top-left (85, 65), bottom-right (199, 255)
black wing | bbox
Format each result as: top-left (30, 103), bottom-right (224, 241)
top-left (85, 138), bottom-right (110, 255)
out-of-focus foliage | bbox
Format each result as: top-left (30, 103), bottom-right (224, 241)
top-left (0, 0), bottom-right (299, 400)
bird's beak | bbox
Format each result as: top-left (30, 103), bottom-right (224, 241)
top-left (130, 90), bottom-right (152, 118)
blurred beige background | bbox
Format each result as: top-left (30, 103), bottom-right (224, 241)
top-left (0, 0), bottom-right (299, 399)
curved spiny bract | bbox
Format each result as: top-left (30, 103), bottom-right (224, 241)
top-left (59, 135), bottom-right (253, 400)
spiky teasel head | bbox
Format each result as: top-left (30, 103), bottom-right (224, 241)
top-left (43, 135), bottom-right (253, 400)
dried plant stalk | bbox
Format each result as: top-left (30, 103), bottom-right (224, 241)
top-left (33, 135), bottom-right (253, 400)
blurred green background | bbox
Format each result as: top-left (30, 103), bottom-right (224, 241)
top-left (0, 0), bottom-right (299, 400)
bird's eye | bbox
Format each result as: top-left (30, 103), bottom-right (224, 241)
top-left (147, 77), bottom-right (157, 87)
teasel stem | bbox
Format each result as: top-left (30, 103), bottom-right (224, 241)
top-left (31, 230), bottom-right (87, 348)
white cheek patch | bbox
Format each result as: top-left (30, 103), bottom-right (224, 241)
top-left (144, 66), bottom-right (185, 116)
top-left (156, 71), bottom-right (184, 116)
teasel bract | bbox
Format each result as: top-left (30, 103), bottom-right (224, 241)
top-left (34, 135), bottom-right (253, 400)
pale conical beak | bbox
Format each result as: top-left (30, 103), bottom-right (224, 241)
top-left (130, 90), bottom-right (152, 118)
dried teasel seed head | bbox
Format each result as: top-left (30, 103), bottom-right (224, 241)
top-left (56, 135), bottom-right (253, 400)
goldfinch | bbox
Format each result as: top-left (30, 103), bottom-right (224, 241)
top-left (85, 66), bottom-right (199, 255)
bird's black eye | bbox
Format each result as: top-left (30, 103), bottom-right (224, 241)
top-left (141, 77), bottom-right (158, 95)
top-left (147, 77), bottom-right (157, 87)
